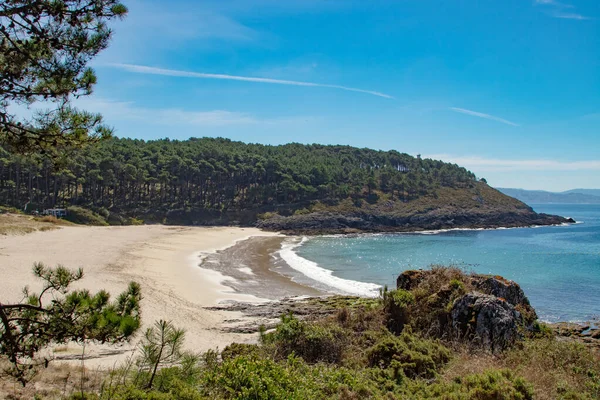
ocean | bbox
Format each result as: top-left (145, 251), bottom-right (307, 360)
top-left (279, 204), bottom-right (600, 323)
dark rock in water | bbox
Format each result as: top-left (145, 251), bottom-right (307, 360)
top-left (451, 292), bottom-right (522, 352)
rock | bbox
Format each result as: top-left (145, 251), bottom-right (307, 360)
top-left (396, 270), bottom-right (427, 291)
top-left (451, 292), bottom-right (522, 352)
top-left (471, 275), bottom-right (537, 325)
top-left (256, 209), bottom-right (574, 235)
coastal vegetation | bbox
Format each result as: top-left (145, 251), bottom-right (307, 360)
top-left (2, 266), bottom-right (599, 399)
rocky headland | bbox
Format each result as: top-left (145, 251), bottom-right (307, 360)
top-left (256, 183), bottom-right (575, 235)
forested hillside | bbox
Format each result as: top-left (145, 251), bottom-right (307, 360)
top-left (0, 137), bottom-right (569, 231)
top-left (0, 137), bottom-right (474, 209)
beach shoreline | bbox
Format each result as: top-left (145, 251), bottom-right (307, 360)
top-left (0, 222), bottom-right (289, 368)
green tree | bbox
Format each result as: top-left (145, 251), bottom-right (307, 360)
top-left (138, 319), bottom-right (186, 390)
top-left (0, 0), bottom-right (128, 153)
top-left (0, 263), bottom-right (141, 385)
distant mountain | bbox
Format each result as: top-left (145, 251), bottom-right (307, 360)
top-left (498, 188), bottom-right (600, 204)
top-left (562, 189), bottom-right (600, 197)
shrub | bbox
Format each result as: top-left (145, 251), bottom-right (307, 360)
top-left (293, 208), bottom-right (310, 215)
top-left (263, 313), bottom-right (346, 364)
top-left (221, 343), bottom-right (261, 361)
top-left (404, 369), bottom-right (533, 399)
top-left (381, 288), bottom-right (415, 334)
top-left (64, 206), bottom-right (108, 226)
top-left (257, 211), bottom-right (278, 220)
top-left (107, 212), bottom-right (125, 225)
top-left (366, 329), bottom-right (450, 378)
top-left (201, 355), bottom-right (297, 400)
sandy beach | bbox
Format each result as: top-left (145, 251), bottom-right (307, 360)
top-left (0, 222), bottom-right (285, 367)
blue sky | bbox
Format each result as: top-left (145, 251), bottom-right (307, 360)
top-left (84, 0), bottom-right (598, 191)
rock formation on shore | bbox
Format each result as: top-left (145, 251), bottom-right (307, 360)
top-left (395, 268), bottom-right (538, 352)
top-left (257, 205), bottom-right (573, 235)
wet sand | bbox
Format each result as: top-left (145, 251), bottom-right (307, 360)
top-left (201, 236), bottom-right (323, 300)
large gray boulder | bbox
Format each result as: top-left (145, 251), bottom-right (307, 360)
top-left (451, 292), bottom-right (522, 352)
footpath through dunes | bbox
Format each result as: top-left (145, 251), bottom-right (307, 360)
top-left (0, 221), bottom-right (281, 367)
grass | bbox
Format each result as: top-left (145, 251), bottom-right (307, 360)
top-left (442, 339), bottom-right (600, 399)
top-left (307, 181), bottom-right (531, 219)
top-left (0, 213), bottom-right (72, 235)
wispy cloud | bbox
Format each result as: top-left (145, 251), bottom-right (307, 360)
top-left (448, 107), bottom-right (520, 127)
top-left (108, 63), bottom-right (394, 99)
top-left (553, 12), bottom-right (590, 20)
top-left (426, 154), bottom-right (600, 172)
top-left (534, 0), bottom-right (591, 20)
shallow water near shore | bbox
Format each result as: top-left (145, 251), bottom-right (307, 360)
top-left (291, 204), bottom-right (600, 323)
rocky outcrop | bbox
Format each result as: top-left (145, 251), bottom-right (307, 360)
top-left (396, 269), bottom-right (536, 351)
top-left (451, 292), bottom-right (522, 352)
top-left (396, 270), bottom-right (427, 291)
top-left (549, 322), bottom-right (600, 350)
top-left (257, 210), bottom-right (573, 235)
top-left (470, 275), bottom-right (537, 326)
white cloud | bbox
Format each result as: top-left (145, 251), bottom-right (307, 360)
top-left (107, 64), bottom-right (394, 99)
top-left (425, 154), bottom-right (600, 172)
top-left (448, 107), bottom-right (519, 127)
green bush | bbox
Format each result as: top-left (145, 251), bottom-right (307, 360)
top-left (263, 313), bottom-right (346, 364)
top-left (257, 211), bottom-right (278, 220)
top-left (64, 206), bottom-right (108, 226)
top-left (381, 288), bottom-right (415, 334)
top-left (449, 279), bottom-right (465, 291)
top-left (366, 329), bottom-right (450, 378)
top-left (221, 343), bottom-right (261, 361)
top-left (293, 208), bottom-right (311, 215)
top-left (404, 369), bottom-right (533, 399)
top-left (128, 217), bottom-right (144, 225)
top-left (202, 355), bottom-right (297, 400)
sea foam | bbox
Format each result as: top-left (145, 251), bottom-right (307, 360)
top-left (278, 237), bottom-right (381, 297)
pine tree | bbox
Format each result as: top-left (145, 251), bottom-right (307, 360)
top-left (0, 1), bottom-right (127, 153)
top-left (0, 263), bottom-right (141, 385)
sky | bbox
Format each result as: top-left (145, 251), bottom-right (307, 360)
top-left (83, 0), bottom-right (599, 191)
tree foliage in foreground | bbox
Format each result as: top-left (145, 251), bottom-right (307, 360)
top-left (0, 0), bottom-right (127, 153)
top-left (0, 263), bottom-right (141, 385)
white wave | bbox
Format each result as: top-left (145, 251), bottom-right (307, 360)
top-left (278, 237), bottom-right (381, 297)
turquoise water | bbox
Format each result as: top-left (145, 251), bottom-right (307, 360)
top-left (293, 204), bottom-right (600, 322)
